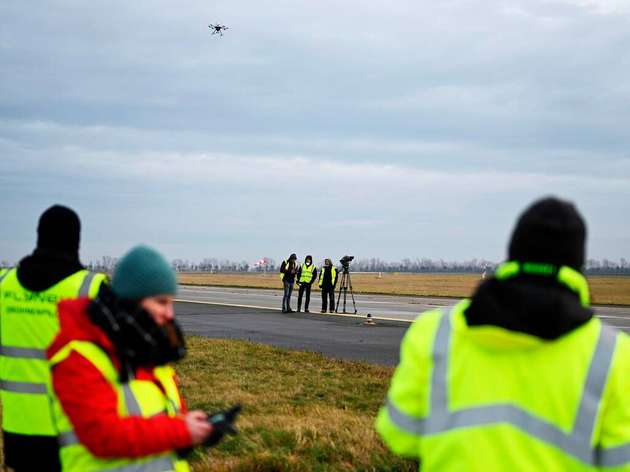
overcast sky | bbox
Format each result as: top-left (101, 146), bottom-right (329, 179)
top-left (1, 0), bottom-right (629, 265)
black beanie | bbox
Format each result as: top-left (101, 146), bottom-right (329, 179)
top-left (37, 205), bottom-right (81, 255)
top-left (508, 197), bottom-right (586, 271)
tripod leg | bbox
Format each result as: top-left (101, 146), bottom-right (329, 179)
top-left (335, 276), bottom-right (342, 313)
top-left (347, 272), bottom-right (358, 314)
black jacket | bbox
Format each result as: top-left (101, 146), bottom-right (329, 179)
top-left (280, 259), bottom-right (297, 283)
top-left (319, 266), bottom-right (337, 289)
top-left (464, 275), bottom-right (593, 340)
top-left (16, 248), bottom-right (84, 292)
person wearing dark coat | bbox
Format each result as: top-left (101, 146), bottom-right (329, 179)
top-left (318, 258), bottom-right (337, 313)
top-left (279, 253), bottom-right (298, 312)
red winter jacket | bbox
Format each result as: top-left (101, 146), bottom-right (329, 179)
top-left (47, 298), bottom-right (192, 458)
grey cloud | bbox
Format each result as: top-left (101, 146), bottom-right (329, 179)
top-left (1, 0), bottom-right (629, 263)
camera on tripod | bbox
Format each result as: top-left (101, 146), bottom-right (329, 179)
top-left (339, 255), bottom-right (354, 269)
top-left (335, 256), bottom-right (357, 314)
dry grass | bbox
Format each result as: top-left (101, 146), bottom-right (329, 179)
top-left (180, 337), bottom-right (415, 472)
top-left (178, 272), bottom-right (630, 305)
top-left (0, 337), bottom-right (411, 471)
top-left (587, 276), bottom-right (630, 305)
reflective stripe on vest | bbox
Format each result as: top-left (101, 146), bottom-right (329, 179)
top-left (0, 379), bottom-right (48, 394)
top-left (385, 307), bottom-right (621, 466)
top-left (78, 271), bottom-right (99, 297)
top-left (0, 346), bottom-right (47, 359)
top-left (50, 341), bottom-right (189, 472)
top-left (299, 264), bottom-right (316, 283)
top-left (52, 439), bottom-right (176, 472)
top-left (0, 269), bottom-right (106, 436)
top-left (102, 457), bottom-right (176, 472)
top-left (599, 444), bottom-right (630, 467)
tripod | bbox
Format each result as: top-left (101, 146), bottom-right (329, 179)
top-left (335, 266), bottom-right (358, 314)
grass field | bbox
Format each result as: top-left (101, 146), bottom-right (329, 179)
top-left (180, 337), bottom-right (414, 472)
top-left (178, 272), bottom-right (630, 306)
top-left (0, 337), bottom-right (411, 471)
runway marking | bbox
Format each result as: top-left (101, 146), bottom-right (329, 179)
top-left (175, 299), bottom-right (411, 323)
top-left (179, 289), bottom-right (280, 298)
top-left (175, 299), bottom-right (278, 311)
top-left (180, 289), bottom-right (430, 306)
top-left (175, 298), bottom-right (630, 334)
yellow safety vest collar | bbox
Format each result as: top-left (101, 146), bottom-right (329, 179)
top-left (495, 261), bottom-right (590, 307)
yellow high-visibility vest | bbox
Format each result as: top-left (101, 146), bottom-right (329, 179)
top-left (299, 263), bottom-right (316, 283)
top-left (376, 263), bottom-right (630, 470)
top-left (50, 340), bottom-right (190, 472)
top-left (318, 266), bottom-right (337, 288)
top-left (0, 268), bottom-right (106, 436)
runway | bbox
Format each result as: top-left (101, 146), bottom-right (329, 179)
top-left (177, 284), bottom-right (630, 332)
top-left (176, 302), bottom-right (407, 365)
top-left (175, 285), bottom-right (630, 366)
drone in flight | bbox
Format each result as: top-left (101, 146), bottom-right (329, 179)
top-left (209, 24), bottom-right (229, 37)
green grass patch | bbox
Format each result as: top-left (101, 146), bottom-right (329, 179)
top-left (0, 336), bottom-right (414, 471)
top-left (180, 336), bottom-right (416, 471)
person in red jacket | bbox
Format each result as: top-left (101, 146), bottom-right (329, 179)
top-left (47, 246), bottom-right (235, 469)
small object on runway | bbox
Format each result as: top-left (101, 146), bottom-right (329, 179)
top-left (364, 313), bottom-right (376, 326)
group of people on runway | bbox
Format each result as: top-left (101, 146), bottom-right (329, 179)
top-left (278, 254), bottom-right (338, 313)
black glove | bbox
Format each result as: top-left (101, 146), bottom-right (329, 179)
top-left (203, 404), bottom-right (242, 448)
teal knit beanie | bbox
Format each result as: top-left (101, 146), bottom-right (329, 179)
top-left (111, 245), bottom-right (177, 300)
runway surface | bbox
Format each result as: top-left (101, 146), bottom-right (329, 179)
top-left (176, 286), bottom-right (630, 366)
top-left (176, 302), bottom-right (407, 365)
top-left (177, 284), bottom-right (630, 331)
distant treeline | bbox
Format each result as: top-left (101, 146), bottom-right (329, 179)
top-left (84, 256), bottom-right (630, 276)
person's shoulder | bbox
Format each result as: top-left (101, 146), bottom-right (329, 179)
top-left (410, 307), bottom-right (444, 329)
top-left (402, 308), bottom-right (446, 346)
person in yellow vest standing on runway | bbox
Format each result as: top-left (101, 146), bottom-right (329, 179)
top-left (296, 255), bottom-right (317, 313)
top-left (318, 258), bottom-right (337, 314)
top-left (0, 205), bottom-right (106, 471)
top-left (376, 197), bottom-right (630, 471)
